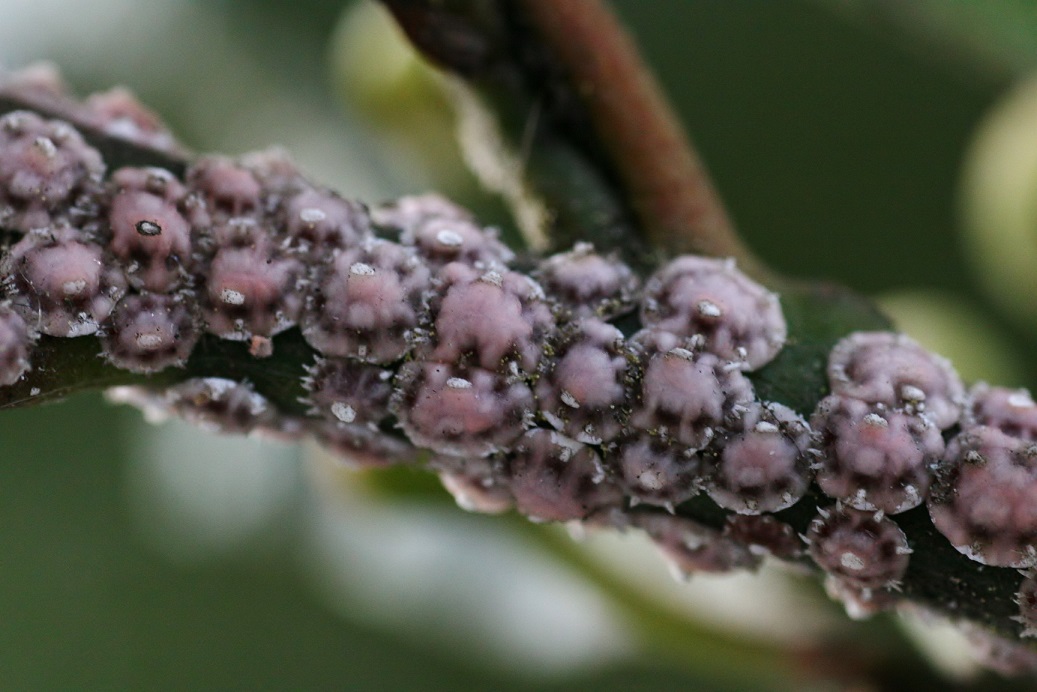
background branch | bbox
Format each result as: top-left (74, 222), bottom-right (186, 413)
top-left (382, 0), bottom-right (759, 274)
top-left (516, 0), bottom-right (756, 272)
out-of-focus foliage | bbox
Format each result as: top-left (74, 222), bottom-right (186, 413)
top-left (815, 0), bottom-right (1037, 80)
top-left (960, 77), bottom-right (1037, 336)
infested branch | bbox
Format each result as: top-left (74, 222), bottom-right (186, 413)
top-left (3, 1), bottom-right (1037, 682)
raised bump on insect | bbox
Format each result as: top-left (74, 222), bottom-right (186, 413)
top-left (827, 331), bottom-right (964, 430)
top-left (536, 318), bottom-right (631, 445)
top-left (812, 394), bottom-right (943, 515)
top-left (302, 238), bottom-right (430, 363)
top-left (640, 255), bottom-right (785, 369)
top-left (706, 401), bottom-right (812, 515)
top-left (0, 110), bottom-right (104, 232)
top-left (393, 361), bottom-right (534, 458)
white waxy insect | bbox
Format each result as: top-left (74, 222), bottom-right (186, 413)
top-left (33, 135), bottom-right (56, 157)
top-left (559, 390), bottom-right (580, 409)
top-left (299, 207), bottom-right (327, 224)
top-left (435, 229), bottom-right (464, 247)
top-left (331, 402), bottom-right (356, 424)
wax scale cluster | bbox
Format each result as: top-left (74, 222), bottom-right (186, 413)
top-left (3, 67), bottom-right (1037, 674)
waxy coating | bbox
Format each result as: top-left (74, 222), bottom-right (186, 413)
top-left (827, 331), bottom-right (964, 430)
top-left (929, 426), bottom-right (1037, 569)
top-left (806, 506), bottom-right (911, 590)
top-left (0, 110), bottom-right (104, 231)
top-left (813, 395), bottom-right (943, 515)
top-left (641, 255), bottom-right (785, 369)
top-left (707, 402), bottom-right (812, 515)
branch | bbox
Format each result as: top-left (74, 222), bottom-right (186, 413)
top-left (516, 0), bottom-right (750, 266)
top-left (3, 26), bottom-right (1037, 683)
top-left (380, 0), bottom-right (764, 279)
top-left (381, 0), bottom-right (647, 267)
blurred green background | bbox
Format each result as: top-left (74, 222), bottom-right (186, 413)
top-left (3, 0), bottom-right (1037, 688)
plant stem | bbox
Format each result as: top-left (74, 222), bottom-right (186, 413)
top-left (516, 0), bottom-right (762, 275)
